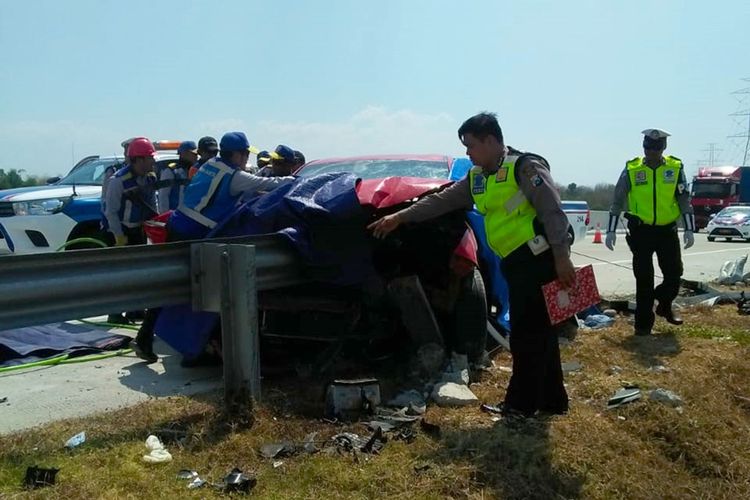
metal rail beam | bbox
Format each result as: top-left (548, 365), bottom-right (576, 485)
top-left (0, 234), bottom-right (304, 330)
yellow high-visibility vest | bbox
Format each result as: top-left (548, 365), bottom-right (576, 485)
top-left (470, 156), bottom-right (537, 258)
top-left (626, 156), bottom-right (682, 225)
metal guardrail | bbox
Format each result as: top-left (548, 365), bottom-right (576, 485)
top-left (0, 234), bottom-right (302, 329)
top-left (0, 234), bottom-right (307, 418)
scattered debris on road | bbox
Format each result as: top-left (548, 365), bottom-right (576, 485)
top-left (325, 378), bottom-right (381, 421)
top-left (431, 382), bottom-right (478, 406)
top-left (142, 435), bottom-right (172, 464)
top-left (220, 468), bottom-right (256, 494)
top-left (64, 431), bottom-right (86, 449)
top-left (562, 361), bottom-right (583, 374)
top-left (24, 466), bottom-right (59, 489)
top-left (607, 388), bottom-right (642, 409)
top-left (649, 388), bottom-right (684, 408)
top-left (718, 255), bottom-right (747, 285)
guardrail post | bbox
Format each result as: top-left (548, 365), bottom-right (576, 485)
top-left (191, 243), bottom-right (259, 420)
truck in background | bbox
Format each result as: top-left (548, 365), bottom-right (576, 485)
top-left (690, 165), bottom-right (750, 230)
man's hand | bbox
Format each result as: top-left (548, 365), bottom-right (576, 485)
top-left (683, 230), bottom-right (694, 250)
top-left (555, 255), bottom-right (576, 289)
top-left (367, 213), bottom-right (402, 239)
top-left (605, 231), bottom-right (616, 251)
top-left (114, 234), bottom-right (128, 246)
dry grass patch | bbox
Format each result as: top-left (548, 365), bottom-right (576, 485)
top-left (1, 306), bottom-right (749, 499)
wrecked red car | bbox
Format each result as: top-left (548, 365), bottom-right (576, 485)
top-left (259, 155), bottom-right (488, 373)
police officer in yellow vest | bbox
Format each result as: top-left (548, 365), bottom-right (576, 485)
top-left (368, 112), bottom-right (574, 419)
top-left (606, 128), bottom-right (695, 336)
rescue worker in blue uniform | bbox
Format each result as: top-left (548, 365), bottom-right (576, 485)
top-left (102, 137), bottom-right (158, 246)
top-left (257, 144), bottom-right (297, 177)
top-left (167, 131), bottom-right (295, 241)
top-left (157, 141), bottom-right (196, 213)
top-left (101, 137), bottom-right (159, 331)
top-left (606, 129), bottom-right (695, 336)
top-left (188, 136), bottom-right (219, 179)
top-left (131, 132), bottom-right (296, 366)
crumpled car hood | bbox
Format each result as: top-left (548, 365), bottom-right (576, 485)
top-left (356, 176), bottom-right (452, 209)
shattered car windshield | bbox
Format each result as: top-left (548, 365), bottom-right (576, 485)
top-left (298, 159), bottom-right (450, 180)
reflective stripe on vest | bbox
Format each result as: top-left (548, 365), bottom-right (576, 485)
top-left (114, 167), bottom-right (152, 228)
top-left (470, 156), bottom-right (537, 258)
top-left (177, 158), bottom-right (238, 229)
top-left (626, 156), bottom-right (681, 226)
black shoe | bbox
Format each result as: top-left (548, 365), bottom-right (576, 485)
top-left (480, 402), bottom-right (532, 419)
top-left (131, 333), bottom-right (158, 364)
top-left (634, 327), bottom-right (652, 336)
top-left (656, 304), bottom-right (683, 325)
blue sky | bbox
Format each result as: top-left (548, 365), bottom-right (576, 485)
top-left (1, 0), bottom-right (748, 185)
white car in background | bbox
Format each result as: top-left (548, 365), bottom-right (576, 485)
top-left (0, 144), bottom-right (179, 255)
top-left (561, 200), bottom-right (590, 245)
top-left (706, 205), bottom-right (750, 242)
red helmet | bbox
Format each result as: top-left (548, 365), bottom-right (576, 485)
top-left (127, 137), bottom-right (157, 158)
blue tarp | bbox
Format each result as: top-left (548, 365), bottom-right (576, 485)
top-left (156, 173), bottom-right (371, 359)
top-left (0, 323), bottom-right (131, 367)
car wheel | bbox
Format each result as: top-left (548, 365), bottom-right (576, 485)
top-left (452, 269), bottom-right (488, 365)
top-left (64, 224), bottom-right (108, 250)
top-left (707, 236), bottom-right (715, 242)
top-left (567, 226), bottom-right (575, 246)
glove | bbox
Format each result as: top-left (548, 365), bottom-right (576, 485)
top-left (605, 231), bottom-right (616, 251)
top-left (683, 230), bottom-right (694, 250)
top-left (114, 234), bottom-right (128, 246)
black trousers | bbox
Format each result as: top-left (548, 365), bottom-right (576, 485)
top-left (625, 221), bottom-right (683, 331)
top-left (501, 245), bottom-right (568, 416)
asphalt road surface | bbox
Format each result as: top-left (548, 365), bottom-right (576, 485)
top-left (572, 231), bottom-right (750, 296)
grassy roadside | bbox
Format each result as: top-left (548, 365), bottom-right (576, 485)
top-left (1, 305), bottom-right (749, 499)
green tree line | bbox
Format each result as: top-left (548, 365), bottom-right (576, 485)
top-left (557, 182), bottom-right (615, 211)
top-left (0, 169), bottom-right (46, 190)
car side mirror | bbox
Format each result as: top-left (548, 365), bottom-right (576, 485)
top-left (46, 176), bottom-right (61, 185)
top-left (709, 214), bottom-right (716, 220)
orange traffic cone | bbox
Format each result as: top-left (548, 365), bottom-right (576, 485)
top-left (592, 223), bottom-right (603, 244)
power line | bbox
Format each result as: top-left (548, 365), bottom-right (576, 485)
top-left (728, 78), bottom-right (750, 165)
top-left (698, 142), bottom-right (722, 167)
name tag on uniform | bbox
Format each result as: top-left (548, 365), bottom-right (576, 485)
top-left (495, 167), bottom-right (508, 182)
top-left (634, 171), bottom-right (648, 186)
top-left (663, 169), bottom-right (675, 183)
top-left (472, 175), bottom-right (485, 194)
top-left (527, 235), bottom-right (550, 255)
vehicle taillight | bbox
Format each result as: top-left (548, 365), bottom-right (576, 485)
top-left (585, 209), bottom-right (590, 226)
